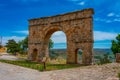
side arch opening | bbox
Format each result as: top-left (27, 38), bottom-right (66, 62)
top-left (32, 49), bottom-right (38, 61)
top-left (75, 49), bottom-right (83, 64)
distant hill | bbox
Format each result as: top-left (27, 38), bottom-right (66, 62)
top-left (94, 48), bottom-right (112, 55)
top-left (50, 48), bottom-right (112, 55)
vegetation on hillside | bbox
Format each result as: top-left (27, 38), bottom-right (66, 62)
top-left (97, 53), bottom-right (111, 64)
top-left (0, 44), bottom-right (2, 48)
top-left (111, 34), bottom-right (120, 58)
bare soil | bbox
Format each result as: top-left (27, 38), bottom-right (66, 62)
top-left (0, 53), bottom-right (120, 80)
top-left (0, 62), bottom-right (120, 80)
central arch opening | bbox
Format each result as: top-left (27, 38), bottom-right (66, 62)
top-left (49, 31), bottom-right (67, 64)
top-left (45, 30), bottom-right (67, 64)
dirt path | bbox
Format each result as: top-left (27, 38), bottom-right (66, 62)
top-left (0, 53), bottom-right (120, 80)
top-left (0, 53), bottom-right (24, 60)
top-left (0, 62), bottom-right (120, 80)
top-left (0, 62), bottom-right (52, 80)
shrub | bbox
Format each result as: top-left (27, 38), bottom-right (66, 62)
top-left (99, 53), bottom-right (111, 64)
top-left (118, 73), bottom-right (120, 78)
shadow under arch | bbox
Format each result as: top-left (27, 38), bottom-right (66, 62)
top-left (32, 48), bottom-right (38, 61)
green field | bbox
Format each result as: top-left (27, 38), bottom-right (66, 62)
top-left (0, 60), bottom-right (81, 71)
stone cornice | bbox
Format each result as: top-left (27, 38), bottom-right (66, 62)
top-left (28, 8), bottom-right (94, 26)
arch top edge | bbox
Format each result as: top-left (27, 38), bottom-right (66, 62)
top-left (29, 8), bottom-right (94, 21)
top-left (28, 8), bottom-right (94, 26)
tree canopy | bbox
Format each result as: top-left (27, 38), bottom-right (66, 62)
top-left (111, 34), bottom-right (120, 57)
top-left (17, 37), bottom-right (28, 54)
top-left (49, 39), bottom-right (54, 49)
top-left (6, 39), bottom-right (19, 55)
top-left (6, 37), bottom-right (54, 55)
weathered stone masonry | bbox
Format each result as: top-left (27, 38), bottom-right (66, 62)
top-left (28, 8), bottom-right (94, 65)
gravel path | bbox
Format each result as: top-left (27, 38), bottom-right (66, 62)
top-left (0, 62), bottom-right (52, 80)
top-left (0, 53), bottom-right (24, 61)
top-left (0, 53), bottom-right (120, 80)
top-left (0, 62), bottom-right (120, 80)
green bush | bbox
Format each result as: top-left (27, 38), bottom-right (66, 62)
top-left (49, 50), bottom-right (59, 60)
top-left (0, 60), bottom-right (81, 71)
top-left (99, 53), bottom-right (111, 64)
top-left (118, 72), bottom-right (120, 78)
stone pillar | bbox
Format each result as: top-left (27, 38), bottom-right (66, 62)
top-left (116, 53), bottom-right (120, 63)
top-left (66, 41), bottom-right (76, 64)
top-left (82, 43), bottom-right (93, 65)
top-left (27, 44), bottom-right (33, 61)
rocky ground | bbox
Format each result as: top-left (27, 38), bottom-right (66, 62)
top-left (0, 53), bottom-right (120, 80)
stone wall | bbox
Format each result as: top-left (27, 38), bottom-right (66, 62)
top-left (28, 8), bottom-right (94, 65)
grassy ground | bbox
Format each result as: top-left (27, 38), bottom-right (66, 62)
top-left (0, 60), bottom-right (81, 71)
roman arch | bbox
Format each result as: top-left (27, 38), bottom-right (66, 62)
top-left (28, 8), bottom-right (94, 65)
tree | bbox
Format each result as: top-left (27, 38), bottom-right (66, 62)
top-left (17, 37), bottom-right (28, 54)
top-left (111, 34), bottom-right (120, 57)
top-left (22, 36), bottom-right (28, 51)
top-left (99, 53), bottom-right (111, 65)
top-left (0, 44), bottom-right (2, 49)
top-left (18, 37), bottom-right (53, 54)
top-left (49, 39), bottom-right (54, 49)
top-left (6, 37), bottom-right (54, 55)
top-left (6, 39), bottom-right (19, 55)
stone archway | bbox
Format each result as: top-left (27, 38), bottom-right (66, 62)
top-left (28, 8), bottom-right (94, 65)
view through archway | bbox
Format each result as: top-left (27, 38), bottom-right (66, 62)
top-left (49, 31), bottom-right (67, 64)
top-left (77, 49), bottom-right (83, 64)
top-left (75, 49), bottom-right (83, 64)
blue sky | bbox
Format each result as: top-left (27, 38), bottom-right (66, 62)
top-left (0, 0), bottom-right (120, 49)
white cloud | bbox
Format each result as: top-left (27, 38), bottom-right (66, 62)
top-left (77, 1), bottom-right (85, 5)
top-left (51, 31), bottom-right (66, 43)
top-left (94, 18), bottom-right (106, 22)
top-left (116, 15), bottom-right (120, 17)
top-left (107, 12), bottom-right (115, 17)
top-left (94, 31), bottom-right (117, 41)
top-left (114, 18), bottom-right (120, 22)
top-left (95, 12), bottom-right (120, 23)
top-left (105, 20), bottom-right (112, 23)
top-left (107, 12), bottom-right (120, 18)
top-left (13, 30), bottom-right (28, 35)
top-left (52, 31), bottom-right (64, 36)
top-left (51, 37), bottom-right (66, 43)
top-left (1, 36), bottom-right (25, 45)
top-left (95, 18), bottom-right (113, 23)
top-left (95, 17), bottom-right (120, 23)
top-left (68, 0), bottom-right (85, 6)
